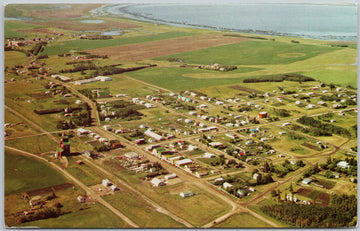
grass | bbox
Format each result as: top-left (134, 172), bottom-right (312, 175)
top-left (304, 69), bottom-right (357, 88)
top-left (154, 40), bottom-right (338, 65)
top-left (5, 135), bottom-right (58, 154)
top-left (17, 202), bottom-right (130, 228)
top-left (125, 67), bottom-right (249, 91)
top-left (66, 156), bottom-right (105, 186)
top-left (214, 212), bottom-right (273, 228)
top-left (5, 149), bottom-right (67, 196)
top-left (4, 20), bottom-right (42, 38)
top-left (43, 31), bottom-right (194, 55)
top-left (103, 190), bottom-right (185, 228)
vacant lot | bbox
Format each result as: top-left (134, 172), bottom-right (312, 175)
top-left (5, 149), bottom-right (67, 196)
top-left (89, 34), bottom-right (248, 62)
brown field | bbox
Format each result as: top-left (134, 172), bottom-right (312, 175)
top-left (89, 35), bottom-right (249, 62)
top-left (314, 193), bottom-right (330, 206)
top-left (301, 142), bottom-right (321, 151)
top-left (24, 4), bottom-right (103, 19)
top-left (294, 188), bottom-right (311, 197)
top-left (229, 85), bottom-right (264, 94)
top-left (33, 19), bottom-right (138, 32)
top-left (20, 28), bottom-right (54, 34)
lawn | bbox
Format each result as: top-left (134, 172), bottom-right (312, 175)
top-left (66, 156), bottom-right (105, 186)
top-left (154, 40), bottom-right (338, 65)
top-left (5, 149), bottom-right (67, 196)
top-left (214, 212), bottom-right (273, 228)
top-left (43, 31), bottom-right (194, 55)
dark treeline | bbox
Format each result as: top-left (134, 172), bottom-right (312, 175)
top-left (243, 73), bottom-right (315, 83)
top-left (297, 116), bottom-right (351, 138)
top-left (261, 194), bottom-right (357, 227)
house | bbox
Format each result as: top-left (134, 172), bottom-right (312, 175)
top-left (196, 171), bottom-right (208, 177)
top-left (151, 178), bottom-right (166, 187)
top-left (337, 161), bottom-right (350, 169)
top-left (180, 191), bottom-right (194, 198)
top-left (223, 182), bottom-right (233, 190)
top-left (29, 196), bottom-right (42, 207)
top-left (175, 159), bottom-right (192, 166)
top-left (225, 133), bottom-right (238, 140)
top-left (94, 76), bottom-right (112, 82)
top-left (135, 138), bottom-right (145, 145)
top-left (77, 128), bottom-right (90, 136)
top-left (203, 152), bottom-right (216, 158)
top-left (125, 152), bottom-right (139, 159)
top-left (188, 145), bottom-right (198, 151)
top-left (259, 112), bottom-right (268, 118)
top-left (215, 177), bottom-right (225, 183)
top-left (110, 185), bottom-right (120, 191)
top-left (253, 173), bottom-right (259, 180)
top-left (102, 179), bottom-right (112, 187)
top-left (237, 189), bottom-right (247, 197)
top-left (209, 142), bottom-right (223, 148)
top-left (77, 195), bottom-right (86, 203)
top-left (165, 173), bottom-right (177, 180)
top-left (302, 178), bottom-right (312, 185)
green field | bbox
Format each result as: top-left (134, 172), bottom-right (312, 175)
top-left (43, 31), bottom-right (194, 55)
top-left (17, 203), bottom-right (130, 228)
top-left (103, 190), bottom-right (185, 228)
top-left (125, 67), bottom-right (250, 91)
top-left (5, 135), bottom-right (58, 154)
top-left (5, 149), bottom-right (67, 196)
top-left (154, 40), bottom-right (338, 65)
top-left (215, 212), bottom-right (273, 228)
top-left (4, 20), bottom-right (42, 38)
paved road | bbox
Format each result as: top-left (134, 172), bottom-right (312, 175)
top-left (5, 146), bottom-right (139, 228)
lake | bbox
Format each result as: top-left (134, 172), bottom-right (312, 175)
top-left (105, 3), bottom-right (357, 41)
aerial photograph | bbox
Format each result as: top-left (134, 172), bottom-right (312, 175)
top-left (3, 1), bottom-right (358, 228)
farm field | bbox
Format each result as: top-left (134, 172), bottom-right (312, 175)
top-left (5, 149), bottom-right (67, 196)
top-left (4, 3), bottom-right (357, 229)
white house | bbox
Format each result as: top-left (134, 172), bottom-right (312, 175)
top-left (94, 76), bottom-right (112, 81)
top-left (110, 185), bottom-right (120, 191)
top-left (125, 152), bottom-right (139, 159)
top-left (175, 159), bottom-right (192, 166)
top-left (102, 179), bottom-right (112, 187)
top-left (223, 182), bottom-right (233, 189)
top-left (203, 152), bottom-right (216, 158)
top-left (144, 129), bottom-right (164, 141)
top-left (337, 161), bottom-right (350, 169)
top-left (165, 173), bottom-right (177, 180)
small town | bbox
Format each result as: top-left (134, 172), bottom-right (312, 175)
top-left (4, 3), bottom-right (357, 229)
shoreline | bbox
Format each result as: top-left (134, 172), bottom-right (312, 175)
top-left (101, 3), bottom-right (357, 42)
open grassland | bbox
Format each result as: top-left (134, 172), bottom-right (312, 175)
top-left (214, 212), bottom-right (273, 228)
top-left (89, 34), bottom-right (248, 62)
top-left (6, 4), bottom-right (103, 19)
top-left (5, 135), bottom-right (58, 155)
top-left (44, 31), bottom-right (193, 55)
top-left (4, 51), bottom-right (29, 67)
top-left (131, 182), bottom-right (231, 227)
top-left (5, 149), bottom-right (67, 196)
top-left (125, 67), bottom-right (249, 91)
top-left (4, 20), bottom-right (42, 38)
top-left (66, 156), bottom-right (105, 186)
top-left (73, 74), bottom-right (160, 97)
top-left (154, 40), bottom-right (338, 65)
top-left (103, 190), bottom-right (185, 228)
top-left (5, 109), bottom-right (40, 138)
top-left (18, 203), bottom-right (130, 228)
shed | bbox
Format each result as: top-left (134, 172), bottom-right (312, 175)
top-left (151, 178), bottom-right (166, 187)
top-left (180, 191), bottom-right (194, 198)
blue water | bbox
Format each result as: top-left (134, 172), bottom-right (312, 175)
top-left (106, 3), bottom-right (357, 41)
